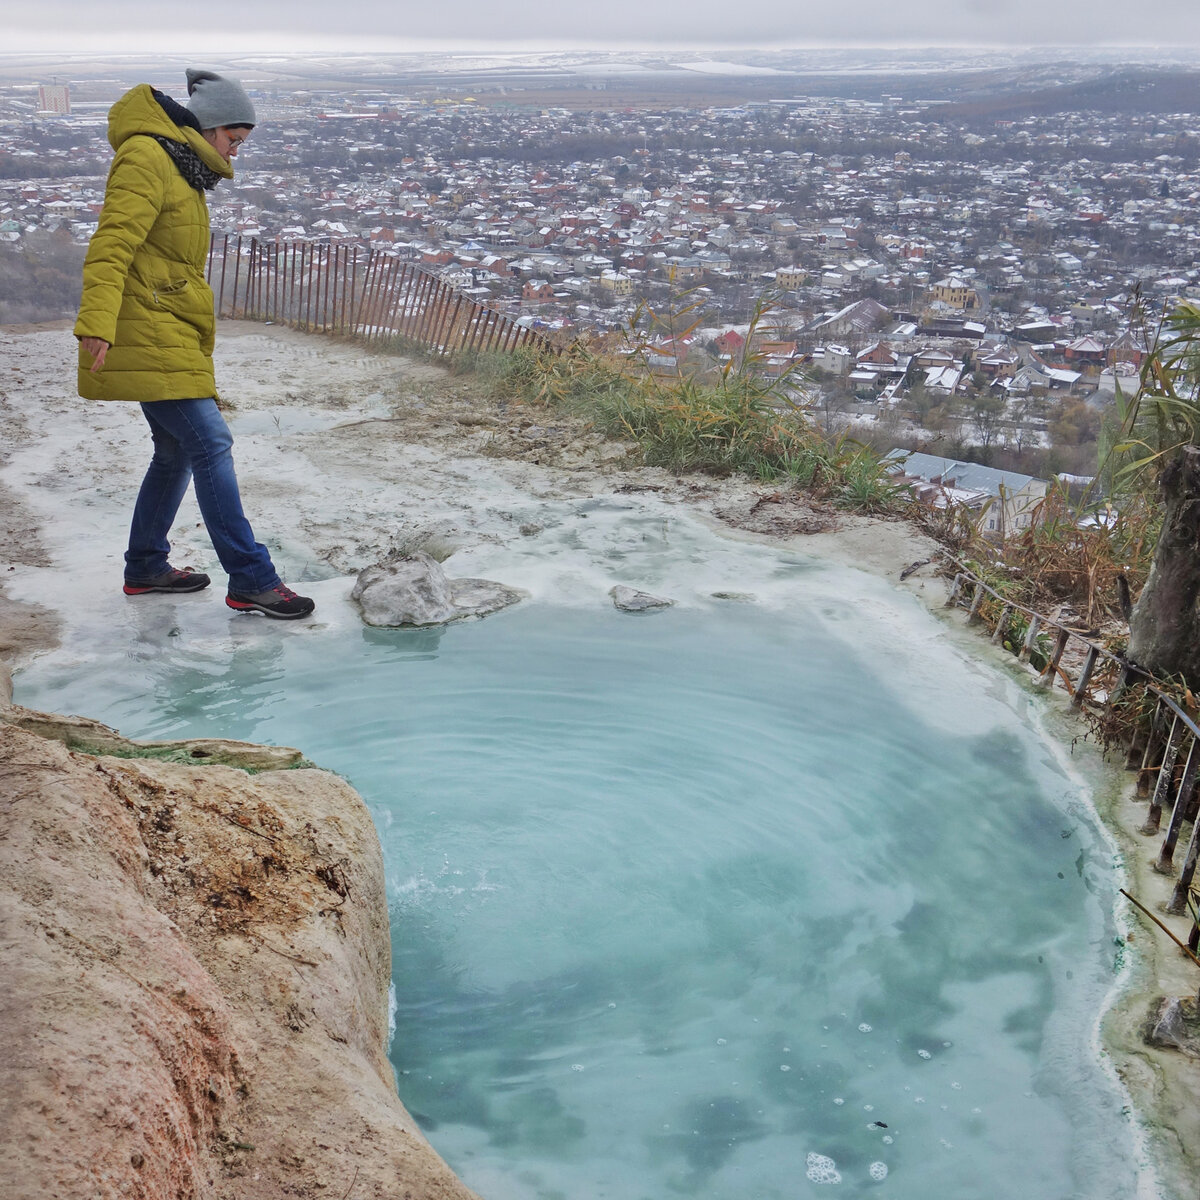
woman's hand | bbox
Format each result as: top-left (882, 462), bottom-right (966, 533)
top-left (79, 337), bottom-right (109, 372)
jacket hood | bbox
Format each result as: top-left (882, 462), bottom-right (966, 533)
top-left (107, 84), bottom-right (232, 179)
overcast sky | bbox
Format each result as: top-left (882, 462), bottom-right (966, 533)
top-left (7, 0), bottom-right (1200, 54)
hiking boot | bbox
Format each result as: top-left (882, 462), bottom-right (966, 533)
top-left (123, 567), bottom-right (211, 595)
top-left (226, 583), bottom-right (315, 620)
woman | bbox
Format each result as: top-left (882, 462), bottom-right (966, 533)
top-left (75, 68), bottom-right (314, 620)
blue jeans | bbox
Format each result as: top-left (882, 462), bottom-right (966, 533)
top-left (125, 398), bottom-right (281, 595)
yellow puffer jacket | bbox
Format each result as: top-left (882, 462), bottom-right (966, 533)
top-left (74, 85), bottom-right (233, 402)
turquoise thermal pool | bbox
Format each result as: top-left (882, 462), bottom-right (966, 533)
top-left (16, 575), bottom-right (1143, 1199)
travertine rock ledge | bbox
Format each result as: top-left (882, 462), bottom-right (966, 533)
top-left (0, 704), bottom-right (479, 1200)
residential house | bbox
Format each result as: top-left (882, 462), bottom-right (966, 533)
top-left (883, 450), bottom-right (1047, 536)
top-left (809, 297), bottom-right (891, 343)
top-left (715, 329), bottom-right (746, 359)
top-left (1062, 335), bottom-right (1107, 374)
top-left (522, 279), bottom-right (554, 303)
top-left (1108, 329), bottom-right (1148, 370)
top-left (775, 265), bottom-right (807, 288)
top-left (928, 275), bottom-right (981, 312)
top-left (599, 270), bottom-right (633, 295)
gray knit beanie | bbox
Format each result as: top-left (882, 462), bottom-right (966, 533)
top-left (185, 68), bottom-right (256, 129)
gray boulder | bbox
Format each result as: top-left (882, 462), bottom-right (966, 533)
top-left (1145, 996), bottom-right (1199, 1055)
top-left (610, 585), bottom-right (674, 612)
top-left (352, 553), bottom-right (524, 627)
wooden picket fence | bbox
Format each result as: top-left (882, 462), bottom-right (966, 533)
top-left (205, 234), bottom-right (559, 358)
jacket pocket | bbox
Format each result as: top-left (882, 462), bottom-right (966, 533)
top-left (152, 279), bottom-right (191, 305)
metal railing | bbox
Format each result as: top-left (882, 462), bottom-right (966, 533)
top-left (945, 568), bottom-right (1200, 963)
top-left (205, 234), bottom-right (559, 359)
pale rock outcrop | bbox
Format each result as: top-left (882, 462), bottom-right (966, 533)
top-left (351, 551), bottom-right (524, 627)
top-left (610, 584), bottom-right (674, 611)
top-left (0, 707), bottom-right (479, 1200)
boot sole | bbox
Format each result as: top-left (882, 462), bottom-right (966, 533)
top-left (123, 582), bottom-right (210, 595)
top-left (226, 597), bottom-right (315, 620)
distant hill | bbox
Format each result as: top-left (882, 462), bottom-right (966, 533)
top-left (928, 68), bottom-right (1200, 121)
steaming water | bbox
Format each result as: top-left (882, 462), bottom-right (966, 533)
top-left (15, 503), bottom-right (1147, 1200)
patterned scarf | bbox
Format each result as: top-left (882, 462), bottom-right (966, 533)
top-left (153, 135), bottom-right (221, 192)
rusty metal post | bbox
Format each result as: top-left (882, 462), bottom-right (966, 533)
top-left (242, 238), bottom-right (252, 318)
top-left (315, 245), bottom-right (327, 332)
top-left (403, 269), bottom-right (426, 339)
top-left (372, 258), bottom-right (393, 338)
top-left (1018, 614), bottom-right (1042, 663)
top-left (1071, 644), bottom-right (1100, 708)
top-left (250, 237), bottom-right (258, 318)
top-left (1137, 698), bottom-right (1168, 797)
top-left (1143, 714), bottom-right (1184, 834)
top-left (383, 260), bottom-right (408, 338)
top-left (1167, 809), bottom-right (1200, 915)
top-left (1156, 735), bottom-right (1199, 873)
top-left (305, 244), bottom-right (316, 331)
top-left (469, 306), bottom-right (491, 353)
top-left (429, 282), bottom-right (451, 350)
top-left (334, 244), bottom-right (344, 333)
top-left (443, 293), bottom-right (464, 357)
top-left (428, 280), bottom-right (452, 348)
top-left (348, 247), bottom-right (361, 335)
top-left (485, 310), bottom-right (505, 351)
top-left (349, 246), bottom-right (366, 335)
top-left (411, 271), bottom-right (435, 342)
top-left (217, 233), bottom-right (230, 318)
top-left (230, 235), bottom-right (243, 317)
top-left (283, 242), bottom-right (293, 324)
top-left (1038, 627), bottom-right (1070, 690)
top-left (393, 265), bottom-right (413, 337)
top-left (292, 242), bottom-right (303, 326)
top-left (361, 251), bottom-right (385, 338)
top-left (415, 275), bottom-right (440, 345)
top-left (380, 256), bottom-right (402, 338)
top-left (468, 304), bottom-right (487, 350)
top-left (327, 244), bottom-right (337, 332)
top-left (429, 280), bottom-right (450, 348)
top-left (338, 246), bottom-right (351, 333)
top-left (966, 581), bottom-right (986, 623)
top-left (990, 604), bottom-right (1013, 646)
top-left (381, 260), bottom-right (404, 338)
top-left (483, 311), bottom-right (502, 353)
top-left (325, 245), bottom-right (334, 332)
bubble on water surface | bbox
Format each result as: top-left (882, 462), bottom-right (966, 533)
top-left (869, 1162), bottom-right (889, 1181)
top-left (917, 1048), bottom-right (932, 1059)
top-left (805, 1153), bottom-right (842, 1184)
top-left (858, 1023), bottom-right (873, 1033)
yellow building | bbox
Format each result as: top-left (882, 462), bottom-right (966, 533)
top-left (928, 275), bottom-right (979, 311)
